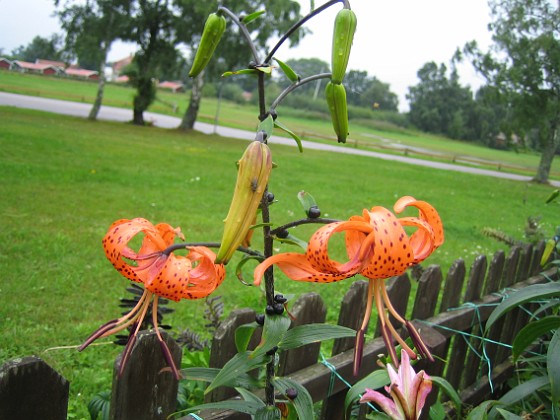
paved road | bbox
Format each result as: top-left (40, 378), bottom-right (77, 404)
top-left (1, 91), bottom-right (556, 186)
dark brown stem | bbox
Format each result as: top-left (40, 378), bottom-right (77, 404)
top-left (270, 217), bottom-right (340, 236)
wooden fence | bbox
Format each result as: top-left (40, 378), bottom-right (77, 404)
top-left (1, 242), bottom-right (556, 420)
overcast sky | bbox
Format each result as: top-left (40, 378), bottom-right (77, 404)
top-left (0, 0), bottom-right (494, 111)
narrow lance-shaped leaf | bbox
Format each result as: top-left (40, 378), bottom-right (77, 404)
top-left (278, 324), bottom-right (355, 350)
top-left (430, 376), bottom-right (462, 413)
top-left (274, 119), bottom-right (303, 152)
top-left (222, 68), bottom-right (258, 77)
top-left (548, 328), bottom-right (560, 411)
top-left (512, 315), bottom-right (560, 361)
top-left (252, 314), bottom-right (291, 358)
top-left (235, 321), bottom-right (259, 353)
top-left (345, 369), bottom-right (390, 415)
top-left (241, 10), bottom-right (265, 24)
top-left (205, 351), bottom-right (268, 394)
top-left (273, 377), bottom-right (314, 420)
top-left (257, 113), bottom-right (274, 140)
top-left (274, 57), bottom-right (299, 83)
top-left (176, 400), bottom-right (264, 417)
top-left (485, 282), bottom-right (560, 330)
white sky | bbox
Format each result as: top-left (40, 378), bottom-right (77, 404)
top-left (0, 0), bottom-right (493, 111)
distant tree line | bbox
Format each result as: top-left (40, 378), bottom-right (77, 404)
top-left (4, 0), bottom-right (558, 182)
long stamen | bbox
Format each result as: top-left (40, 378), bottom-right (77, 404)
top-left (380, 282), bottom-right (407, 325)
top-left (118, 292), bottom-right (153, 376)
top-left (384, 314), bottom-right (417, 359)
top-left (405, 320), bottom-right (434, 362)
top-left (97, 290), bottom-right (151, 338)
top-left (374, 279), bottom-right (400, 367)
top-left (353, 279), bottom-right (375, 376)
top-left (152, 297), bottom-right (181, 380)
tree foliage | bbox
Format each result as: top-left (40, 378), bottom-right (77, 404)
top-left (11, 34), bottom-right (66, 62)
top-left (464, 0), bottom-right (560, 183)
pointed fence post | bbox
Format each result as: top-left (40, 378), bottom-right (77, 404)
top-left (109, 330), bottom-right (182, 420)
top-left (0, 356), bottom-right (69, 420)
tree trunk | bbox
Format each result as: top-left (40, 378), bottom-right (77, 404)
top-left (533, 125), bottom-right (559, 184)
top-left (88, 46), bottom-right (108, 121)
top-left (133, 107), bottom-right (145, 126)
top-left (179, 72), bottom-right (204, 131)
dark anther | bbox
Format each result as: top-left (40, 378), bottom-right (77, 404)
top-left (285, 388), bottom-right (298, 400)
top-left (266, 345), bottom-right (278, 356)
top-left (307, 206), bottom-right (321, 219)
top-left (255, 314), bottom-right (265, 325)
top-left (265, 305), bottom-right (276, 315)
top-left (274, 294), bottom-right (287, 304)
top-left (266, 192), bottom-right (275, 202)
top-left (273, 303), bottom-right (285, 315)
top-left (276, 229), bottom-right (289, 239)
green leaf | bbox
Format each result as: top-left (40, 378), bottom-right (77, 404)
top-left (255, 405), bottom-right (281, 420)
top-left (485, 282), bottom-right (560, 331)
top-left (235, 322), bottom-right (259, 353)
top-left (222, 68), bottom-right (258, 77)
top-left (252, 314), bottom-right (291, 358)
top-left (430, 376), bottom-right (462, 413)
top-left (428, 401), bottom-right (447, 420)
top-left (512, 315), bottom-right (560, 361)
top-left (274, 119), bottom-right (303, 152)
top-left (496, 376), bottom-right (548, 408)
top-left (274, 233), bottom-right (308, 251)
top-left (541, 239), bottom-right (556, 266)
top-left (181, 367), bottom-right (259, 390)
top-left (297, 191), bottom-right (317, 216)
top-left (241, 10), bottom-right (265, 24)
top-left (235, 254), bottom-right (264, 284)
top-left (257, 114), bottom-right (274, 140)
top-left (274, 58), bottom-right (299, 83)
top-left (466, 400), bottom-right (500, 420)
top-left (87, 390), bottom-right (111, 420)
top-left (345, 369), bottom-right (390, 415)
top-left (176, 400), bottom-right (264, 417)
top-left (278, 324), bottom-right (355, 350)
top-left (255, 65), bottom-right (273, 74)
top-left (495, 408), bottom-right (524, 419)
top-left (235, 387), bottom-right (266, 407)
top-left (548, 328), bottom-right (560, 408)
top-left (205, 351), bottom-right (268, 394)
top-left (273, 377), bottom-right (314, 420)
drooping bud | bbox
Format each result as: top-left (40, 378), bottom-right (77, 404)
top-left (331, 8), bottom-right (357, 84)
top-left (216, 141), bottom-right (272, 264)
top-left (189, 13), bottom-right (227, 78)
top-left (325, 81), bottom-right (349, 143)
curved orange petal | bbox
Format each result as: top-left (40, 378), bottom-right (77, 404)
top-left (359, 207), bottom-right (415, 279)
top-left (306, 221), bottom-right (372, 275)
top-left (398, 217), bottom-right (436, 263)
top-left (182, 246), bottom-right (226, 299)
top-left (394, 196), bottom-right (444, 247)
top-left (145, 254), bottom-right (192, 302)
top-left (102, 218), bottom-right (157, 283)
top-left (253, 252), bottom-right (351, 285)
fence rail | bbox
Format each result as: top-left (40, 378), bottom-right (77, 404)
top-left (1, 242), bottom-right (555, 419)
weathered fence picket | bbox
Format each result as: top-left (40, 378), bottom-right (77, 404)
top-left (1, 242), bottom-right (556, 419)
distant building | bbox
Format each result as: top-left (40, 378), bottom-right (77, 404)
top-left (36, 59), bottom-right (66, 71)
top-left (114, 75), bottom-right (130, 83)
top-left (158, 81), bottom-right (184, 93)
top-left (0, 57), bottom-right (12, 70)
top-left (13, 60), bottom-right (60, 75)
top-left (112, 54), bottom-right (134, 78)
top-left (65, 67), bottom-right (99, 80)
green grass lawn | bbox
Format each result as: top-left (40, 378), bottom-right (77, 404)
top-left (1, 70), bottom-right (559, 180)
top-left (1, 104), bottom-right (559, 416)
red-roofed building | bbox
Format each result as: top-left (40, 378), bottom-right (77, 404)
top-left (112, 54), bottom-right (134, 77)
top-left (158, 81), bottom-right (184, 93)
top-left (65, 67), bottom-right (99, 80)
top-left (0, 58), bottom-right (12, 70)
top-left (36, 59), bottom-right (66, 70)
top-left (13, 61), bottom-right (60, 75)
top-left (114, 75), bottom-right (130, 83)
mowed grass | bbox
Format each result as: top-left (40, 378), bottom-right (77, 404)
top-left (1, 106), bottom-right (559, 417)
top-left (1, 70), bottom-right (559, 179)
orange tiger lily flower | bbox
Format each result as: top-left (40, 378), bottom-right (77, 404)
top-left (254, 196), bottom-right (443, 373)
top-left (80, 218), bottom-right (226, 379)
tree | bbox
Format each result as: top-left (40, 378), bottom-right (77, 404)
top-left (124, 0), bottom-right (179, 125)
top-left (345, 70), bottom-right (398, 111)
top-left (11, 35), bottom-right (65, 62)
top-left (464, 0), bottom-right (560, 183)
top-left (174, 0), bottom-right (307, 130)
top-left (406, 61), bottom-right (476, 140)
top-left (55, 0), bottom-right (132, 120)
